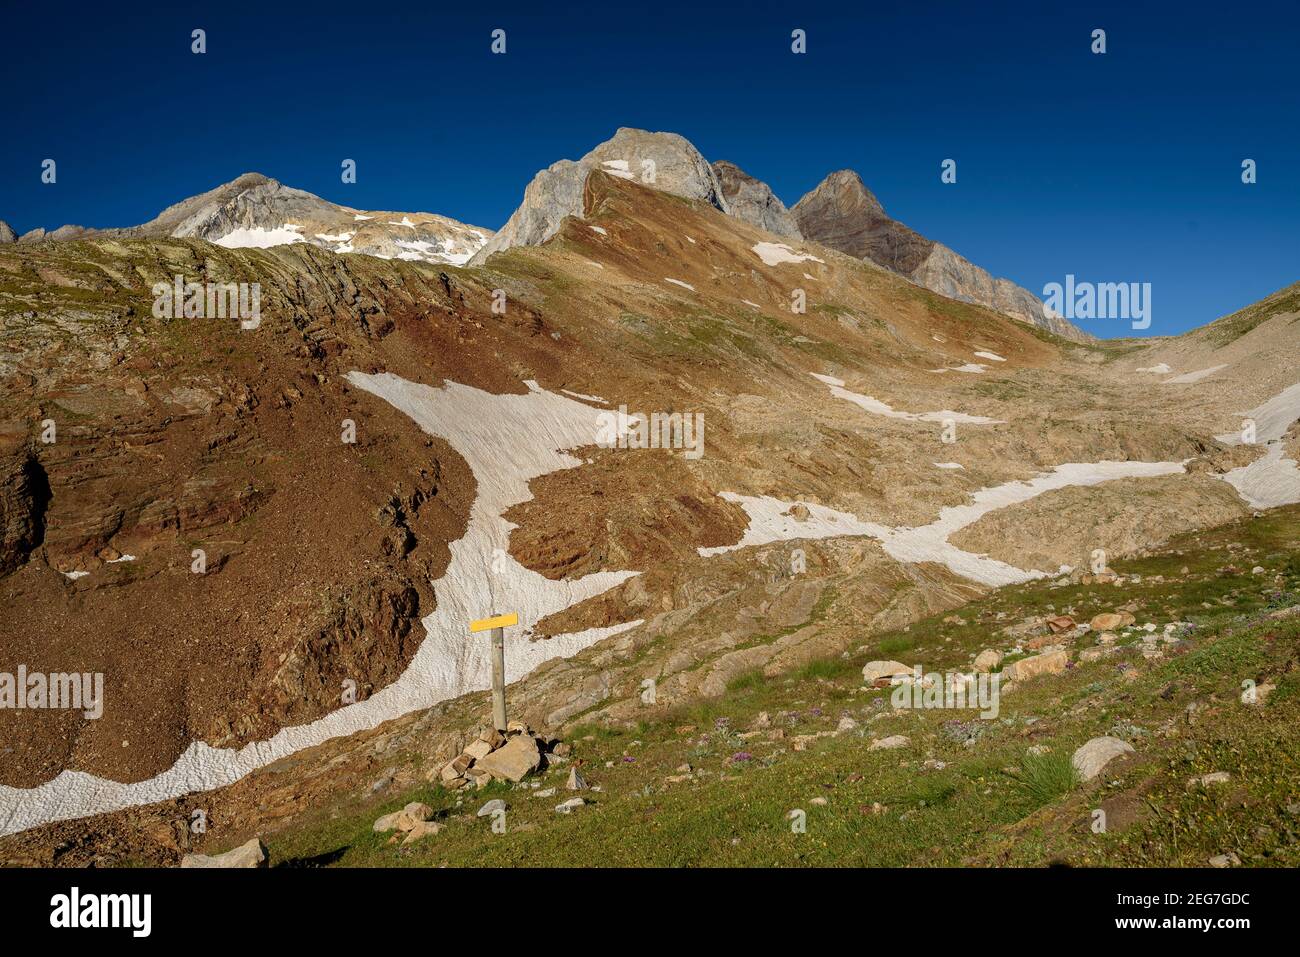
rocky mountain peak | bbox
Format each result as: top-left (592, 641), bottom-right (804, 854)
top-left (470, 127), bottom-right (729, 265)
top-left (0, 221), bottom-right (15, 244)
top-left (794, 169), bottom-right (1091, 342)
top-left (712, 160), bottom-right (802, 239)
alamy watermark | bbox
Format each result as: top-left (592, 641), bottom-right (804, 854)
top-left (1, 666), bottom-right (103, 719)
top-left (595, 406), bottom-right (705, 459)
top-left (1042, 274), bottom-right (1151, 330)
top-left (889, 666), bottom-right (1000, 719)
top-left (152, 275), bottom-right (261, 329)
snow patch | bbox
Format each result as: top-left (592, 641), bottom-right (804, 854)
top-left (1216, 382), bottom-right (1300, 508)
top-left (600, 160), bottom-right (635, 181)
top-left (931, 364), bottom-right (989, 374)
top-left (751, 242), bottom-right (825, 267)
top-left (664, 278), bottom-right (695, 291)
top-left (211, 226), bottom-right (306, 249)
top-left (700, 460), bottom-right (1186, 587)
top-left (812, 373), bottom-right (1003, 425)
top-left (974, 351), bottom-right (1006, 362)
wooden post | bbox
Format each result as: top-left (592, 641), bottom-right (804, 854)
top-left (470, 612), bottom-right (518, 733)
top-left (489, 624), bottom-right (507, 732)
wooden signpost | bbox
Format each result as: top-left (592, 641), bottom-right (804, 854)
top-left (469, 612), bottom-right (518, 732)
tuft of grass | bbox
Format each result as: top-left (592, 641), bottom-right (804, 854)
top-left (726, 668), bottom-right (768, 693)
top-left (792, 656), bottom-right (856, 682)
top-left (876, 635), bottom-right (916, 657)
top-left (1004, 751), bottom-right (1080, 811)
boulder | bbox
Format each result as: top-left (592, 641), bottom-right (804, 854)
top-left (440, 753), bottom-right (472, 782)
top-left (1071, 735), bottom-right (1135, 781)
top-left (180, 837), bottom-right (267, 869)
top-left (475, 733), bottom-right (542, 782)
top-left (869, 735), bottom-right (910, 751)
top-left (973, 649), bottom-right (1002, 673)
top-left (463, 738), bottom-right (494, 761)
top-left (401, 821), bottom-right (441, 845)
top-left (1090, 612), bottom-right (1135, 631)
top-left (861, 660), bottom-right (916, 684)
top-left (1046, 616), bottom-right (1076, 634)
top-left (477, 798), bottom-right (508, 818)
top-left (1001, 649), bottom-right (1068, 682)
top-left (395, 802), bottom-right (434, 831)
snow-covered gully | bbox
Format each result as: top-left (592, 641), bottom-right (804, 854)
top-left (0, 374), bottom-right (641, 836)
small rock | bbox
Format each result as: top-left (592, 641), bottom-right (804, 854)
top-left (973, 649), bottom-right (1002, 673)
top-left (476, 798), bottom-right (508, 818)
top-left (555, 797), bottom-right (586, 814)
top-left (566, 766), bottom-right (588, 791)
top-left (395, 802), bottom-right (434, 831)
top-left (861, 660), bottom-right (916, 684)
top-left (180, 838), bottom-right (267, 869)
top-left (836, 716), bottom-right (858, 733)
top-left (1209, 852), bottom-right (1241, 868)
top-left (533, 787), bottom-right (557, 798)
top-left (1188, 771), bottom-right (1231, 788)
top-left (870, 735), bottom-right (910, 751)
top-left (1071, 735), bottom-right (1135, 781)
top-left (401, 821), bottom-right (441, 845)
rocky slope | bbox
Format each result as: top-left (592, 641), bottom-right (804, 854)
top-left (793, 170), bottom-right (1091, 343)
top-left (0, 158), bottom-right (1295, 853)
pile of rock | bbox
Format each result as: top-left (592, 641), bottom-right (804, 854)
top-left (374, 802), bottom-right (442, 845)
top-left (431, 721), bottom-right (567, 790)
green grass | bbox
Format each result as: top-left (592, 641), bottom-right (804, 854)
top-left (253, 504), bottom-right (1300, 868)
top-left (1004, 752), bottom-right (1080, 811)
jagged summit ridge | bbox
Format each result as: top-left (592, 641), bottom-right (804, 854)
top-left (469, 128), bottom-right (730, 265)
top-left (792, 170), bottom-right (1091, 342)
top-left (711, 160), bottom-right (801, 239)
top-left (131, 173), bottom-right (493, 266)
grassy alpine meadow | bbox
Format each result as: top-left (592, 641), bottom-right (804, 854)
top-left (265, 506), bottom-right (1300, 868)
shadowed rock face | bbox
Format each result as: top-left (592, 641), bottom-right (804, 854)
top-left (792, 170), bottom-right (934, 274)
top-left (470, 127), bottom-right (730, 265)
top-left (0, 221), bottom-right (15, 244)
top-left (712, 160), bottom-right (802, 239)
top-left (794, 170), bottom-right (1092, 343)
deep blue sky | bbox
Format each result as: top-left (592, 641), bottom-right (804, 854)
top-left (2, 0), bottom-right (1296, 337)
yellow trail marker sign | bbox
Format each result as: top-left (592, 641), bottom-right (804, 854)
top-left (470, 612), bottom-right (518, 633)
